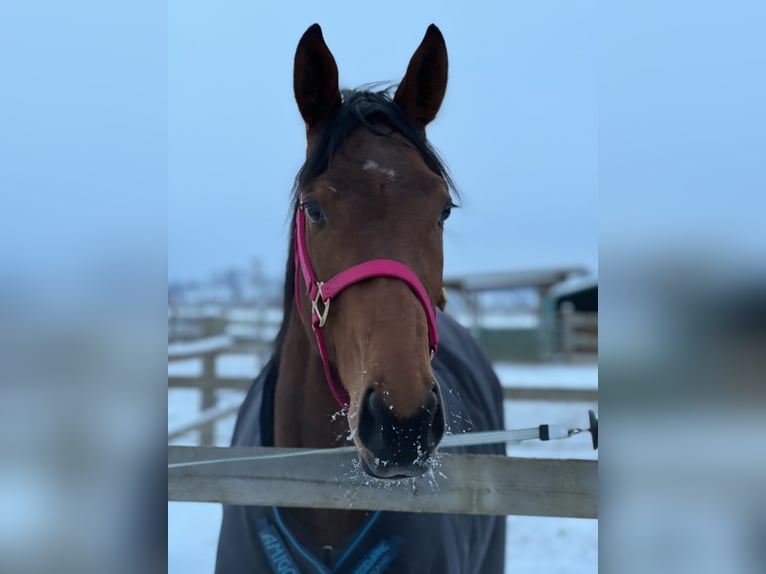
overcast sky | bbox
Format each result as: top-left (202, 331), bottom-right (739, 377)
top-left (3, 2), bottom-right (761, 293)
top-left (169, 1), bottom-right (596, 282)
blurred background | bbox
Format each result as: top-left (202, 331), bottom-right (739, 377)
top-left (1, 1), bottom-right (764, 574)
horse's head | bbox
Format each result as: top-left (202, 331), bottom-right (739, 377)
top-left (292, 24), bottom-right (452, 479)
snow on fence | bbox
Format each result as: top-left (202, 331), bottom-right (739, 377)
top-left (168, 445), bottom-right (597, 519)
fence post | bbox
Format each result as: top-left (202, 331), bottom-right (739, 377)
top-left (559, 302), bottom-right (575, 361)
top-left (199, 352), bottom-right (216, 445)
top-left (199, 318), bottom-right (221, 445)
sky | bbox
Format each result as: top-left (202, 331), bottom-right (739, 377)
top-left (168, 1), bottom-right (597, 282)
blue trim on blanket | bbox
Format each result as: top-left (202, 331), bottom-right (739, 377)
top-left (331, 511), bottom-right (381, 572)
top-left (256, 518), bottom-right (301, 574)
top-left (350, 537), bottom-right (401, 574)
top-left (269, 507), bottom-right (388, 574)
top-left (272, 507), bottom-right (331, 574)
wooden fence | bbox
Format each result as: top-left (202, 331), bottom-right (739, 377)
top-left (560, 308), bottom-right (598, 359)
top-left (168, 334), bottom-right (597, 445)
top-left (168, 314), bottom-right (598, 521)
top-left (168, 335), bottom-right (240, 445)
top-left (168, 445), bottom-right (597, 518)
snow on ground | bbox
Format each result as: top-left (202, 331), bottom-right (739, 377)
top-left (224, 323), bottom-right (280, 341)
top-left (168, 335), bottom-right (232, 357)
top-left (167, 353), bottom-right (263, 379)
top-left (451, 312), bottom-right (541, 329)
top-left (506, 515), bottom-right (597, 574)
top-left (169, 502), bottom-right (222, 574)
top-left (167, 388), bottom-right (243, 447)
top-left (168, 354), bottom-right (258, 447)
top-left (495, 362), bottom-right (598, 389)
top-left (169, 359), bottom-right (598, 573)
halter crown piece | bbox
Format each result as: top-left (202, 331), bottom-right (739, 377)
top-left (293, 197), bottom-right (440, 410)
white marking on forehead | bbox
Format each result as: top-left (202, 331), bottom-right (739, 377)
top-left (362, 160), bottom-right (396, 179)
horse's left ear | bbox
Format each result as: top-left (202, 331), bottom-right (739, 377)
top-left (394, 24), bottom-right (448, 128)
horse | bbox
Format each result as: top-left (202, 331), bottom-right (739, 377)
top-left (216, 24), bottom-right (506, 574)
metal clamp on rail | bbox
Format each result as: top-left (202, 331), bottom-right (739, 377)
top-left (539, 409), bottom-right (597, 449)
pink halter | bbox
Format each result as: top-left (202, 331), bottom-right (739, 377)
top-left (293, 199), bottom-right (439, 410)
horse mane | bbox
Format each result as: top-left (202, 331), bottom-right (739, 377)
top-left (265, 87), bottom-right (456, 372)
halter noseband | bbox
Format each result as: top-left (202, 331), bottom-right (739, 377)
top-left (293, 198), bottom-right (439, 410)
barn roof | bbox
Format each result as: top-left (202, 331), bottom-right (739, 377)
top-left (443, 267), bottom-right (588, 293)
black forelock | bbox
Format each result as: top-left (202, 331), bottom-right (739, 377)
top-left (291, 87), bottom-right (456, 203)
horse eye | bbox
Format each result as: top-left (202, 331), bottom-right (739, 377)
top-left (438, 202), bottom-right (455, 226)
top-left (301, 201), bottom-right (326, 224)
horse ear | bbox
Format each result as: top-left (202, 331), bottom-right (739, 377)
top-left (394, 24), bottom-right (448, 128)
top-left (293, 24), bottom-right (342, 131)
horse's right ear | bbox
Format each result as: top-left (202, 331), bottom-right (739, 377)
top-left (293, 24), bottom-right (342, 131)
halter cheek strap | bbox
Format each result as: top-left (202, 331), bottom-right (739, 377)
top-left (293, 202), bottom-right (439, 411)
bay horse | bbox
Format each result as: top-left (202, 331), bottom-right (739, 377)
top-left (216, 24), bottom-right (506, 574)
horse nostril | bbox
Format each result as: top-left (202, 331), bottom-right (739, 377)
top-left (424, 389), bottom-right (436, 410)
top-left (358, 384), bottom-right (445, 465)
top-left (358, 387), bottom-right (385, 452)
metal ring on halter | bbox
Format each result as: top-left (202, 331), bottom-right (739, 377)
top-left (310, 282), bottom-right (331, 328)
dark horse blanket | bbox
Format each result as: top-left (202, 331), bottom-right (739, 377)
top-left (215, 311), bottom-right (506, 574)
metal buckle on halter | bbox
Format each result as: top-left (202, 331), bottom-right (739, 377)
top-left (311, 282), bottom-right (330, 328)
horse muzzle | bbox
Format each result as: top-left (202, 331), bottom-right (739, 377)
top-left (356, 383), bottom-right (445, 479)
